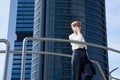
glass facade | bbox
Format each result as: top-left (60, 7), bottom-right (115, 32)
top-left (11, 0), bottom-right (34, 80)
top-left (85, 0), bottom-right (108, 80)
top-left (32, 0), bottom-right (108, 80)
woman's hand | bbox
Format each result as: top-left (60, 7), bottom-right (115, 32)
top-left (72, 26), bottom-right (81, 35)
top-left (76, 27), bottom-right (80, 34)
top-left (74, 26), bottom-right (80, 35)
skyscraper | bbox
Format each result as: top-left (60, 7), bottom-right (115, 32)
top-left (32, 0), bottom-right (108, 80)
top-left (85, 0), bottom-right (108, 80)
top-left (7, 0), bottom-right (34, 80)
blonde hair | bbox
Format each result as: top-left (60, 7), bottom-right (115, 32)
top-left (71, 21), bottom-right (81, 27)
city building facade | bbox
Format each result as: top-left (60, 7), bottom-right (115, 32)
top-left (32, 0), bottom-right (108, 80)
top-left (7, 0), bottom-right (34, 80)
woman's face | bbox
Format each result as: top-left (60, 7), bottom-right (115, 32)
top-left (72, 25), bottom-right (81, 32)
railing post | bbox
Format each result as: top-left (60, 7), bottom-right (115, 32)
top-left (0, 39), bottom-right (10, 80)
top-left (109, 67), bottom-right (119, 80)
top-left (91, 60), bottom-right (106, 80)
top-left (21, 38), bottom-right (28, 80)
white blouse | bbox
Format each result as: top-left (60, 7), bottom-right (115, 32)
top-left (69, 33), bottom-right (87, 50)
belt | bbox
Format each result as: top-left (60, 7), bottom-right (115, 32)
top-left (74, 47), bottom-right (86, 51)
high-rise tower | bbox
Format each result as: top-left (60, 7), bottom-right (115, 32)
top-left (31, 0), bottom-right (108, 80)
top-left (7, 0), bottom-right (34, 80)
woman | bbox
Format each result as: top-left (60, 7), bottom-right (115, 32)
top-left (69, 21), bottom-right (96, 80)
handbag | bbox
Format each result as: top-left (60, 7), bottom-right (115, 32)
top-left (83, 61), bottom-right (96, 77)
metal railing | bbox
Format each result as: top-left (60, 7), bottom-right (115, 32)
top-left (0, 51), bottom-right (106, 80)
top-left (0, 50), bottom-right (119, 80)
top-left (0, 39), bottom-right (10, 80)
top-left (20, 37), bottom-right (119, 80)
top-left (1, 37), bottom-right (120, 80)
top-left (109, 67), bottom-right (120, 80)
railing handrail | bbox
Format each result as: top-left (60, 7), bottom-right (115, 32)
top-left (1, 37), bottom-right (120, 80)
top-left (27, 37), bottom-right (120, 53)
top-left (0, 39), bottom-right (10, 80)
top-left (0, 50), bottom-right (106, 80)
top-left (20, 37), bottom-right (115, 80)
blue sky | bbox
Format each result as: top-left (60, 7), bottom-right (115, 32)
top-left (0, 0), bottom-right (10, 80)
top-left (106, 0), bottom-right (120, 78)
top-left (0, 0), bottom-right (120, 79)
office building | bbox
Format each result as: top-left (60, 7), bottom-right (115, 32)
top-left (7, 0), bottom-right (34, 79)
top-left (31, 0), bottom-right (108, 80)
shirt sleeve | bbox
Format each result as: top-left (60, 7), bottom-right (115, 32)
top-left (75, 33), bottom-right (84, 42)
top-left (77, 33), bottom-right (87, 49)
top-left (69, 35), bottom-right (71, 40)
top-left (69, 35), bottom-right (74, 46)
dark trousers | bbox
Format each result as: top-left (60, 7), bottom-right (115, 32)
top-left (71, 48), bottom-right (95, 80)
